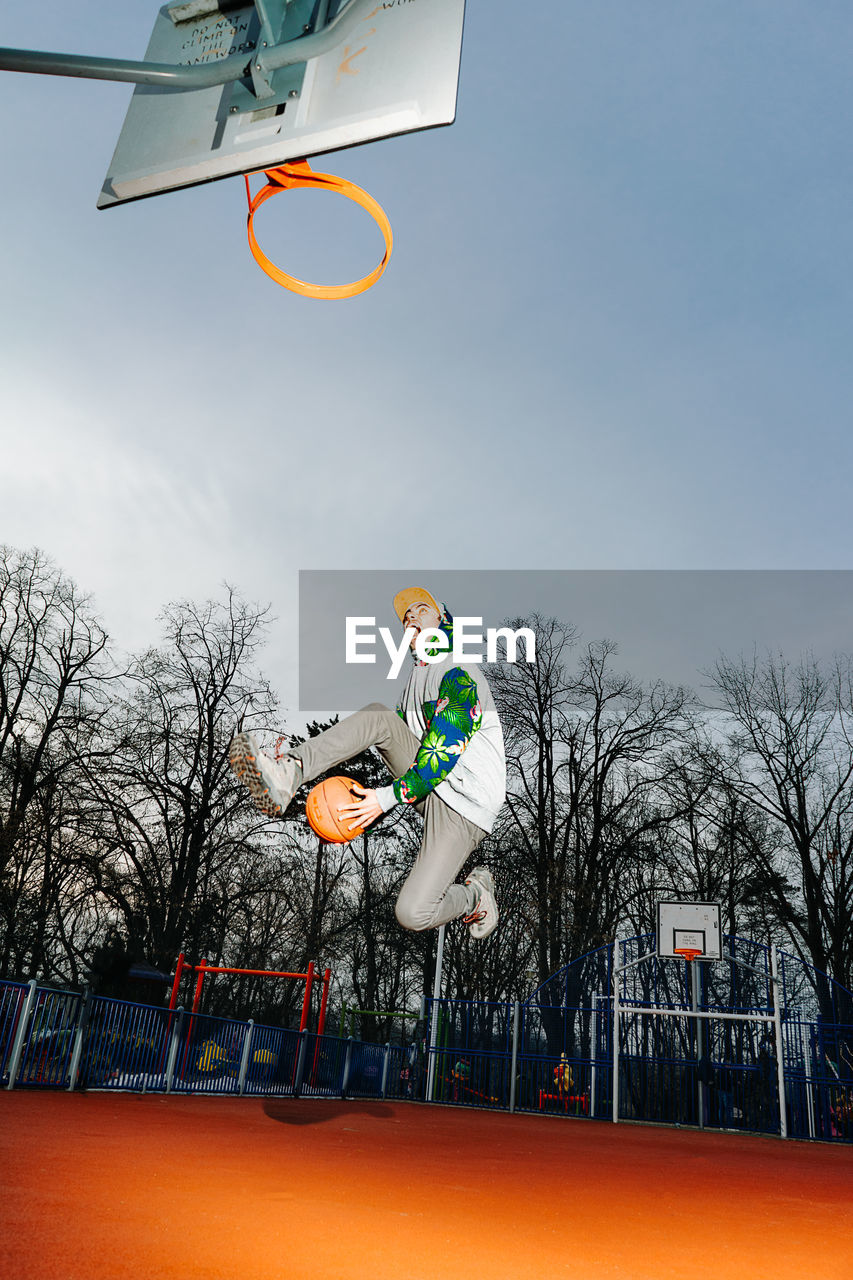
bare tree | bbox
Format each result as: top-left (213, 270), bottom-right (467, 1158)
top-left (628, 740), bottom-right (786, 945)
top-left (83, 589), bottom-right (280, 979)
top-left (492, 618), bottom-right (694, 989)
top-left (709, 651), bottom-right (853, 999)
top-left (0, 546), bottom-right (111, 977)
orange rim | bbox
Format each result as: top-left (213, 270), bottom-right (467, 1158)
top-left (244, 160), bottom-right (393, 299)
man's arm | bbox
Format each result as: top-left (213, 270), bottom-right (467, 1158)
top-left (382, 666), bottom-right (483, 807)
top-left (338, 667), bottom-right (483, 831)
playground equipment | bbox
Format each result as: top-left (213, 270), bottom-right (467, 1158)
top-left (537, 1051), bottom-right (588, 1113)
top-left (169, 954), bottom-right (330, 1036)
top-left (337, 1003), bottom-right (422, 1040)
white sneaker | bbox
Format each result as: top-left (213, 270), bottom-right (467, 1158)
top-left (463, 867), bottom-right (499, 940)
top-left (228, 732), bottom-right (303, 819)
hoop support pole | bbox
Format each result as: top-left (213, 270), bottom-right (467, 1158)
top-left (619, 1006), bottom-right (774, 1024)
top-left (0, 0), bottom-right (379, 88)
top-left (425, 923), bottom-right (446, 1103)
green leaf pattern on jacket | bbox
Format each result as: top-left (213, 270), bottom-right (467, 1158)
top-left (393, 668), bottom-right (483, 804)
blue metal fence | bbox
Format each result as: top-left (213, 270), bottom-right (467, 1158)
top-left (0, 980), bottom-right (28, 1081)
top-left (242, 1022), bottom-right (302, 1095)
top-left (76, 994), bottom-right (173, 1091)
top-left (12, 985), bottom-right (82, 1088)
top-left (0, 978), bottom-right (420, 1106)
top-left (424, 996), bottom-right (513, 1108)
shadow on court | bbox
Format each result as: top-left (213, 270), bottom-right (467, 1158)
top-left (262, 1098), bottom-right (395, 1125)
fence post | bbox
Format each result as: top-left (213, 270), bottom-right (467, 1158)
top-left (380, 1042), bottom-right (391, 1098)
top-left (590, 993), bottom-right (600, 1118)
top-left (806, 1024), bottom-right (817, 1140)
top-left (293, 1030), bottom-right (308, 1097)
top-left (238, 1021), bottom-right (254, 1095)
top-left (771, 945), bottom-right (788, 1139)
top-left (67, 989), bottom-right (91, 1092)
top-left (509, 1001), bottom-right (520, 1113)
top-left (612, 945), bottom-right (621, 1124)
top-left (341, 1036), bottom-right (354, 1098)
top-left (6, 979), bottom-right (37, 1091)
top-left (164, 1009), bottom-right (184, 1093)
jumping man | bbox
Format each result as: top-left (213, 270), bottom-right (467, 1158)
top-left (229, 588), bottom-right (505, 939)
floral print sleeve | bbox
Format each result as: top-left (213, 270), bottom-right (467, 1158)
top-left (393, 668), bottom-right (483, 804)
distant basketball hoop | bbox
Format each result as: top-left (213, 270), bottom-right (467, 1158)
top-left (657, 901), bottom-right (722, 962)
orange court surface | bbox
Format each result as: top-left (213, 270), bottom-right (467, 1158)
top-left (1, 1092), bottom-right (851, 1280)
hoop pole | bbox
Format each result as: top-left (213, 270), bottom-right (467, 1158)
top-left (425, 923), bottom-right (446, 1103)
top-left (690, 958), bottom-right (704, 1129)
top-left (618, 1006), bottom-right (774, 1024)
top-left (299, 962), bottom-right (315, 1034)
top-left (612, 949), bottom-right (658, 976)
top-left (0, 0), bottom-right (378, 87)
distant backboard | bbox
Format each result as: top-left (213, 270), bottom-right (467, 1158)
top-left (657, 901), bottom-right (722, 960)
top-left (98, 0), bottom-right (465, 207)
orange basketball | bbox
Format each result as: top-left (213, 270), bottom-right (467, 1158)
top-left (305, 776), bottom-right (367, 843)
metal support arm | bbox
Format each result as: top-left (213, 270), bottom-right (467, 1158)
top-left (0, 0), bottom-right (372, 91)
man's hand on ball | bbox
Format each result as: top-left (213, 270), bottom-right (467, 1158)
top-left (338, 783), bottom-right (383, 831)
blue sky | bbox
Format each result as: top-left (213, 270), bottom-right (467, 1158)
top-left (2, 1), bottom-right (852, 710)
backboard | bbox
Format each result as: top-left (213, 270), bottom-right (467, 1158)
top-left (98, 0), bottom-right (466, 207)
top-left (656, 901), bottom-right (722, 961)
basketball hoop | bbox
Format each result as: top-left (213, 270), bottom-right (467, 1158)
top-left (674, 947), bottom-right (702, 963)
top-left (245, 161), bottom-right (393, 299)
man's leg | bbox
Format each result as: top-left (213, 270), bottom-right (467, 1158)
top-left (394, 795), bottom-right (489, 932)
top-left (230, 703), bottom-right (417, 819)
top-left (294, 702), bottom-right (419, 783)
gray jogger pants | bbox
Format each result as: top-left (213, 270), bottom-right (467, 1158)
top-left (293, 703), bottom-right (486, 931)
